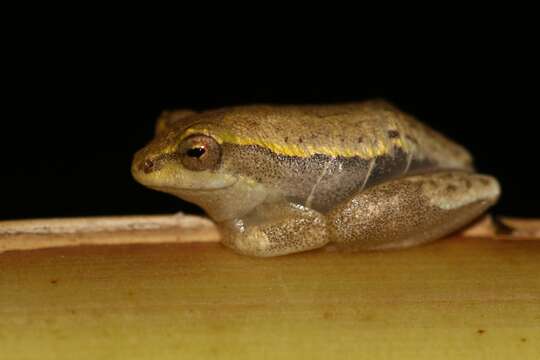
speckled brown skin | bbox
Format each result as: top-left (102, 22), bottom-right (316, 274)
top-left (132, 100), bottom-right (500, 257)
top-left (327, 171), bottom-right (500, 250)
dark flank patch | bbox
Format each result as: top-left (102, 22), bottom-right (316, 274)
top-left (224, 143), bottom-right (369, 212)
top-left (223, 143), bottom-right (439, 213)
top-left (358, 137), bottom-right (363, 143)
top-left (298, 137), bottom-right (303, 143)
top-left (365, 148), bottom-right (407, 188)
top-left (387, 130), bottom-right (400, 138)
top-left (284, 136), bottom-right (288, 143)
top-left (365, 148), bottom-right (436, 189)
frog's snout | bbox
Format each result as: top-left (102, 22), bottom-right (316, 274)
top-left (132, 149), bottom-right (165, 177)
top-left (132, 148), bottom-right (158, 184)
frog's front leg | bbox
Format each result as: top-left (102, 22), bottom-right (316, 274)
top-left (327, 171), bottom-right (500, 250)
top-left (217, 202), bottom-right (329, 257)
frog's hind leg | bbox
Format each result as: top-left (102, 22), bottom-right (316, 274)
top-left (327, 171), bottom-right (500, 250)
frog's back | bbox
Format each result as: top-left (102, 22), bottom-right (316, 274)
top-left (217, 100), bottom-right (471, 168)
top-left (188, 100), bottom-right (474, 212)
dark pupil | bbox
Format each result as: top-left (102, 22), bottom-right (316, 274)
top-left (186, 147), bottom-right (206, 158)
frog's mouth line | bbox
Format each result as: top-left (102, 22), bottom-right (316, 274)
top-left (150, 178), bottom-right (239, 193)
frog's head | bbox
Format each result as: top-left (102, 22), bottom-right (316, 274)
top-left (132, 109), bottom-right (267, 221)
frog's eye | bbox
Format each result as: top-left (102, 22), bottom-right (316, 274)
top-left (178, 134), bottom-right (222, 171)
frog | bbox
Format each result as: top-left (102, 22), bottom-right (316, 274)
top-left (132, 100), bottom-right (500, 257)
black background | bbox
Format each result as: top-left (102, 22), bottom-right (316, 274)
top-left (2, 31), bottom-right (538, 220)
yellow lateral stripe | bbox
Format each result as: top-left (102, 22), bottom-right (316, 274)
top-left (181, 128), bottom-right (404, 159)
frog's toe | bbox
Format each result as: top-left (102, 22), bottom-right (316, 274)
top-left (217, 205), bottom-right (329, 257)
top-left (230, 227), bottom-right (273, 257)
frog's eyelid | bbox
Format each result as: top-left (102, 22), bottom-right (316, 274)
top-left (178, 122), bottom-right (215, 141)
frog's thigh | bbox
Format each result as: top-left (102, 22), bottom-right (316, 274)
top-left (217, 203), bottom-right (329, 257)
top-left (327, 171), bottom-right (500, 250)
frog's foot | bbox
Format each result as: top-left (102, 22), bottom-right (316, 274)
top-left (217, 202), bottom-right (329, 257)
top-left (327, 171), bottom-right (501, 250)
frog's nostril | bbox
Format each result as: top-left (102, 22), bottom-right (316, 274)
top-left (142, 159), bottom-right (155, 174)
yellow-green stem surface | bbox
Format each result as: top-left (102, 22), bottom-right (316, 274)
top-left (1, 237), bottom-right (539, 359)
